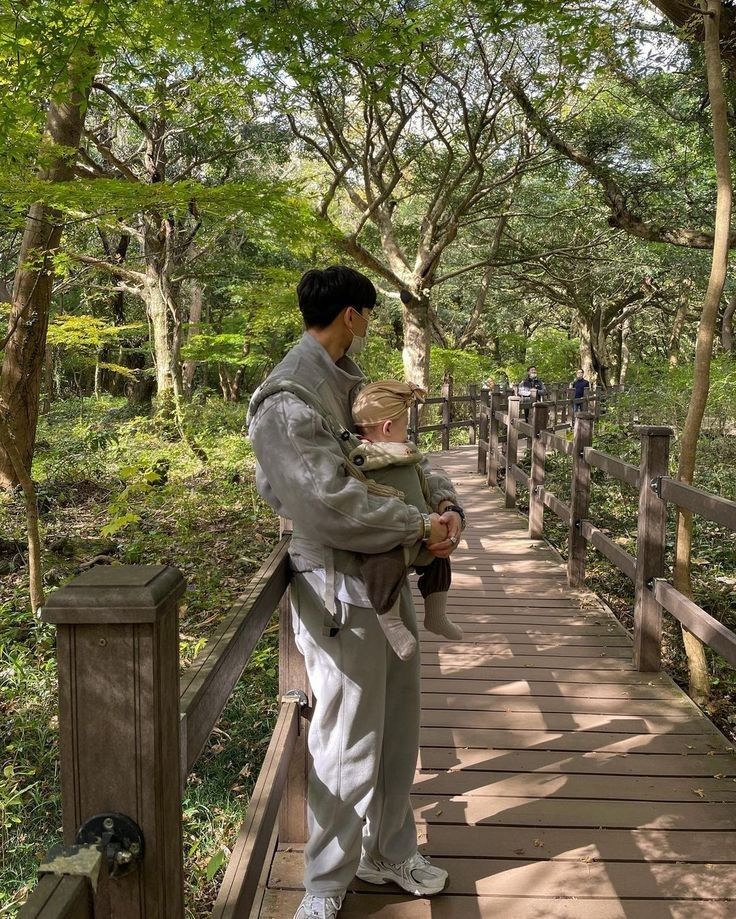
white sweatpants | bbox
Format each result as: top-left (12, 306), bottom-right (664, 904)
top-left (290, 572), bottom-right (421, 897)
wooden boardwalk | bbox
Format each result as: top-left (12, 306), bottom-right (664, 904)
top-left (260, 447), bottom-right (736, 918)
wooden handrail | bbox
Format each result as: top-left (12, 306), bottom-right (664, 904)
top-left (211, 699), bottom-right (301, 918)
top-left (653, 580), bottom-right (736, 666)
top-left (19, 874), bottom-right (94, 918)
top-left (580, 520), bottom-right (637, 582)
top-left (658, 477), bottom-right (736, 531)
top-left (584, 447), bottom-right (640, 489)
top-left (540, 487), bottom-right (571, 525)
top-left (482, 404), bottom-right (736, 675)
top-left (540, 429), bottom-right (573, 456)
top-left (179, 536), bottom-right (290, 784)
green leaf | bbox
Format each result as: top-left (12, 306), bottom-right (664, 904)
top-left (206, 848), bottom-right (226, 881)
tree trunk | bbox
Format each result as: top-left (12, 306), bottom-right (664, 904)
top-left (721, 291), bottom-right (735, 351)
top-left (144, 265), bottom-right (184, 402)
top-left (0, 402), bottom-right (44, 612)
top-left (578, 311), bottom-right (610, 386)
top-left (668, 281), bottom-right (692, 366)
top-left (41, 345), bottom-right (54, 416)
top-left (218, 365), bottom-right (246, 401)
top-left (0, 50), bottom-right (96, 487)
top-left (674, 0), bottom-right (732, 705)
top-left (183, 283), bottom-right (203, 397)
top-left (400, 290), bottom-right (431, 390)
top-left (619, 318), bottom-right (632, 385)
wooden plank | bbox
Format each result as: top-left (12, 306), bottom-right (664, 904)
top-left (418, 728), bottom-right (730, 755)
top-left (19, 876), bottom-right (93, 919)
top-left (411, 771), bottom-right (736, 801)
top-left (180, 537), bottom-right (289, 780)
top-left (584, 447), bottom-right (640, 489)
top-left (419, 678), bottom-right (680, 699)
top-left (418, 709), bottom-right (709, 735)
top-left (419, 623), bottom-right (628, 636)
top-left (510, 463), bottom-right (530, 487)
top-left (420, 664), bottom-right (671, 683)
top-left (419, 653), bottom-right (631, 670)
top-left (659, 476), bottom-right (736, 531)
top-left (568, 413), bottom-right (594, 587)
top-left (633, 427), bottom-right (672, 672)
top-left (416, 747), bottom-right (736, 777)
top-left (419, 640), bottom-right (632, 657)
top-left (272, 852), bottom-right (736, 906)
top-left (211, 701), bottom-right (299, 918)
top-left (247, 823), bottom-right (279, 919)
top-left (278, 586), bottom-right (310, 845)
top-left (260, 889), bottom-right (736, 919)
top-left (540, 429), bottom-right (574, 455)
top-left (419, 691), bottom-right (697, 718)
top-left (270, 849), bottom-right (736, 899)
top-left (581, 520), bottom-right (636, 581)
top-left (411, 795), bottom-right (736, 830)
top-left (653, 579), bottom-right (736, 667)
top-left (406, 825), bottom-right (736, 862)
top-left (418, 633), bottom-right (631, 646)
top-left (541, 488), bottom-right (572, 525)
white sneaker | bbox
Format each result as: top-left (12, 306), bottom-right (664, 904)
top-left (356, 850), bottom-right (448, 896)
top-left (293, 893), bottom-right (343, 919)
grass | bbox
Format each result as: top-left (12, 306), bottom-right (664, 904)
top-left (0, 396), bottom-right (281, 917)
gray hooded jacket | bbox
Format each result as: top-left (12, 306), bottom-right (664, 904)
top-left (248, 333), bottom-right (458, 577)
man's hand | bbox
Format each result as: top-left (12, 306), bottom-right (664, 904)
top-left (426, 512), bottom-right (448, 546)
top-left (427, 508), bottom-right (462, 558)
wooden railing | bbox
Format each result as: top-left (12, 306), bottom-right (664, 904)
top-left (20, 529), bottom-right (307, 919)
top-left (479, 395), bottom-right (736, 672)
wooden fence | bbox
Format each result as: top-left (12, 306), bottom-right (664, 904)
top-left (19, 383), bottom-right (735, 918)
top-left (478, 392), bottom-right (736, 672)
top-left (20, 527), bottom-right (306, 919)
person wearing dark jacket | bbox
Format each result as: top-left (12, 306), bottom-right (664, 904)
top-left (571, 369), bottom-right (590, 412)
top-left (518, 366), bottom-right (545, 421)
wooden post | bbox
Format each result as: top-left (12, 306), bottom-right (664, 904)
top-left (560, 388), bottom-right (569, 426)
top-left (441, 378), bottom-right (452, 451)
top-left (468, 383), bottom-right (477, 445)
top-left (409, 401), bottom-right (419, 445)
top-left (528, 401), bottom-right (550, 539)
top-left (41, 566), bottom-right (186, 919)
top-left (487, 389), bottom-right (500, 486)
top-left (567, 412), bottom-right (594, 588)
top-left (504, 396), bottom-right (521, 509)
top-left (633, 426), bottom-right (673, 672)
top-left (477, 387), bottom-right (489, 475)
top-left (278, 520), bottom-right (310, 844)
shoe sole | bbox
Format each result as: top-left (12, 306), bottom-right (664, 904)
top-left (356, 867), bottom-right (447, 896)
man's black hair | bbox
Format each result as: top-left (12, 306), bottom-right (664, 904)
top-left (297, 265), bottom-right (377, 329)
top-left (527, 365), bottom-right (537, 372)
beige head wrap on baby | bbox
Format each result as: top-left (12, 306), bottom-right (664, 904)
top-left (352, 380), bottom-right (426, 426)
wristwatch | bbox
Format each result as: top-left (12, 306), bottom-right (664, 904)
top-left (441, 503), bottom-right (467, 530)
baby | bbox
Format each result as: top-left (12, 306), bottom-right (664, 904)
top-left (350, 380), bottom-right (464, 660)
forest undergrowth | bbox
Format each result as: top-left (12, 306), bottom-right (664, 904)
top-left (0, 397), bottom-right (280, 917)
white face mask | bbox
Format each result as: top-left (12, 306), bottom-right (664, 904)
top-left (347, 331), bottom-right (366, 354)
top-left (346, 309), bottom-right (368, 355)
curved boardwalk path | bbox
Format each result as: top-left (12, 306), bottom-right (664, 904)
top-left (261, 447), bottom-right (736, 918)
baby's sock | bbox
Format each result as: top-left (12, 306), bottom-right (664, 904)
top-left (377, 599), bottom-right (417, 660)
top-left (424, 592), bottom-right (464, 641)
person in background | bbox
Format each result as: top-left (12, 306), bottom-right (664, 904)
top-left (518, 365), bottom-right (545, 421)
top-left (571, 369), bottom-right (590, 413)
